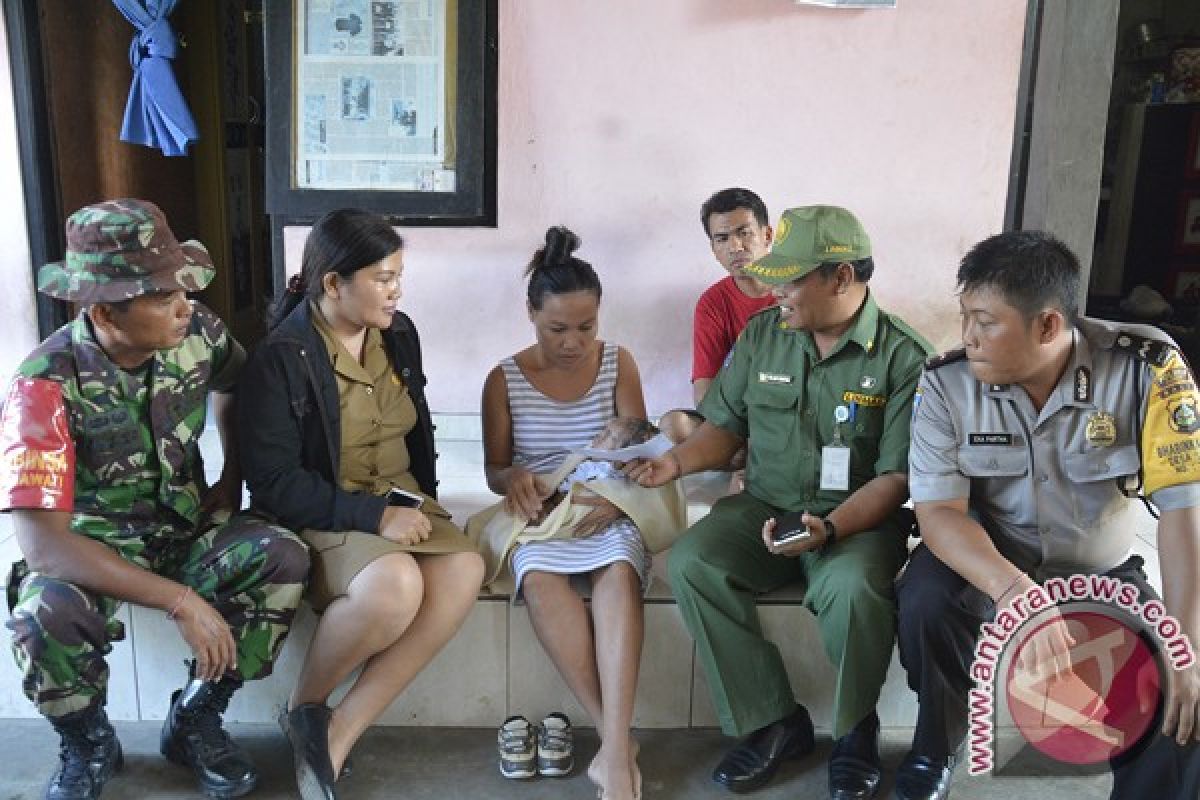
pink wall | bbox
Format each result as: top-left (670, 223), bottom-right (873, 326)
top-left (286, 0), bottom-right (1029, 415)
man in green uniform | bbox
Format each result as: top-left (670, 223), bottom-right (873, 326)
top-left (631, 205), bottom-right (931, 799)
top-left (1, 199), bottom-right (309, 800)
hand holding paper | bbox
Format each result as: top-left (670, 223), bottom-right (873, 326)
top-left (577, 432), bottom-right (674, 463)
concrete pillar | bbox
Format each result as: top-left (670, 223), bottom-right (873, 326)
top-left (1020, 0), bottom-right (1120, 299)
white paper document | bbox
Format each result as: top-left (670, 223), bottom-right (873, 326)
top-left (577, 433), bottom-right (674, 463)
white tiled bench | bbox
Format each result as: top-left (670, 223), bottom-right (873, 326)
top-left (0, 413), bottom-right (925, 731)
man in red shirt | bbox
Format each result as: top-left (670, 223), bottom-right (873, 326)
top-left (661, 188), bottom-right (775, 453)
top-left (692, 188), bottom-right (776, 403)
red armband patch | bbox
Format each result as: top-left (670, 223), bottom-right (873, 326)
top-left (0, 378), bottom-right (75, 510)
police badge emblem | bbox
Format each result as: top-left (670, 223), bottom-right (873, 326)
top-left (1169, 397), bottom-right (1200, 434)
top-left (1085, 411), bottom-right (1117, 447)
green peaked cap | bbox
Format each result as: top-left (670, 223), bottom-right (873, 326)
top-left (745, 205), bottom-right (871, 285)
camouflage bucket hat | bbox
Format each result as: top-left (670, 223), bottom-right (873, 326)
top-left (744, 205), bottom-right (872, 285)
top-left (37, 198), bottom-right (215, 304)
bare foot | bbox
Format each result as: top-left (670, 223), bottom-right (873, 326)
top-left (588, 741), bottom-right (636, 800)
top-left (326, 707), bottom-right (350, 780)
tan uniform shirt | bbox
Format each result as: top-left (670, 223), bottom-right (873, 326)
top-left (312, 308), bottom-right (433, 503)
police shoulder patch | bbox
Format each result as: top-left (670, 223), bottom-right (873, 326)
top-left (924, 347), bottom-right (966, 371)
top-left (1112, 331), bottom-right (1174, 368)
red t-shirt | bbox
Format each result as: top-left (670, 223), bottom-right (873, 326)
top-left (692, 276), bottom-right (776, 381)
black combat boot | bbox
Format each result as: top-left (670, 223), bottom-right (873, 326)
top-left (46, 706), bottom-right (124, 800)
top-left (160, 667), bottom-right (257, 799)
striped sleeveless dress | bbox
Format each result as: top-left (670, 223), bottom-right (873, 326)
top-left (501, 342), bottom-right (651, 596)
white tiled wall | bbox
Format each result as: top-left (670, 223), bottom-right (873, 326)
top-left (368, 600), bottom-right (509, 727)
top-left (688, 608), bottom-right (917, 733)
top-left (507, 600), bottom-right (697, 729)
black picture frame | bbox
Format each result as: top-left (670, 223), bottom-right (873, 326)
top-left (264, 0), bottom-right (496, 228)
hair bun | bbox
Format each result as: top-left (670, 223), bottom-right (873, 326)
top-left (541, 226), bottom-right (581, 268)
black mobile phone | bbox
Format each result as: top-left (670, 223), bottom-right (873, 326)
top-left (771, 510), bottom-right (812, 546)
top-left (387, 488), bottom-right (424, 509)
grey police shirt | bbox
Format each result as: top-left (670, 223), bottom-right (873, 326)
top-left (909, 317), bottom-right (1200, 578)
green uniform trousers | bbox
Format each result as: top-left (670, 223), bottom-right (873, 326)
top-left (668, 491), bottom-right (907, 739)
top-left (6, 513), bottom-right (309, 721)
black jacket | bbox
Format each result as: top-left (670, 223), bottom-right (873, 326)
top-left (236, 301), bottom-right (437, 533)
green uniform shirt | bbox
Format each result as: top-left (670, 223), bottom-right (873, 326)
top-left (699, 292), bottom-right (931, 515)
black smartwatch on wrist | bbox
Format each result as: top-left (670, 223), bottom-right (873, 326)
top-left (819, 518), bottom-right (838, 555)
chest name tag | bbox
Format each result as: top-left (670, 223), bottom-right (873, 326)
top-left (968, 433), bottom-right (1014, 446)
top-left (842, 391), bottom-right (886, 408)
top-left (758, 372), bottom-right (793, 385)
top-left (820, 445), bottom-right (851, 491)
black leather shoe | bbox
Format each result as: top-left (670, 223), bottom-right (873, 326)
top-left (829, 712), bottom-right (882, 800)
top-left (47, 707), bottom-right (124, 800)
top-left (279, 703), bottom-right (338, 800)
top-left (893, 750), bottom-right (957, 800)
top-left (160, 670), bottom-right (257, 799)
top-left (712, 705), bottom-right (816, 793)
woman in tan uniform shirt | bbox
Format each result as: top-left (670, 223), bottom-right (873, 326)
top-left (239, 209), bottom-right (484, 799)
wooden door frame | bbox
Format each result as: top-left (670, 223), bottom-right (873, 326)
top-left (3, 0), bottom-right (67, 337)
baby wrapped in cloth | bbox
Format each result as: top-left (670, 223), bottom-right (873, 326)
top-left (467, 418), bottom-right (687, 595)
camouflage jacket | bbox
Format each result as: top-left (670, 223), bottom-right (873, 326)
top-left (0, 303), bottom-right (244, 533)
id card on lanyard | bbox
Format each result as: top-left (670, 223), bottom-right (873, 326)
top-left (820, 403), bottom-right (852, 491)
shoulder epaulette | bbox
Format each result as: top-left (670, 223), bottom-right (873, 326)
top-left (882, 312), bottom-right (935, 354)
top-left (924, 347), bottom-right (966, 371)
top-left (1112, 332), bottom-right (1174, 368)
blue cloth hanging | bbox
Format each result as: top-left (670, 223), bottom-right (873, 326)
top-left (113, 0), bottom-right (198, 157)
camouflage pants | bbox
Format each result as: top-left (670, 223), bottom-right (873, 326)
top-left (5, 513), bottom-right (309, 721)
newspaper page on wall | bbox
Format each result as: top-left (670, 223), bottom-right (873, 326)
top-left (295, 0), bottom-right (454, 192)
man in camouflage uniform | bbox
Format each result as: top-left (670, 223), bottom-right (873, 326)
top-left (1, 199), bottom-right (310, 800)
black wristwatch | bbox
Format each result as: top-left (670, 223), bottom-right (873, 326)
top-left (820, 518), bottom-right (839, 555)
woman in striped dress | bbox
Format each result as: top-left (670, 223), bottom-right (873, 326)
top-left (481, 226), bottom-right (647, 800)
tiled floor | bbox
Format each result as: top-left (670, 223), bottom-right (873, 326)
top-left (0, 719), bottom-right (1113, 799)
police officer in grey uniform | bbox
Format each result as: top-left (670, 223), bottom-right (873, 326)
top-left (897, 231), bottom-right (1200, 800)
